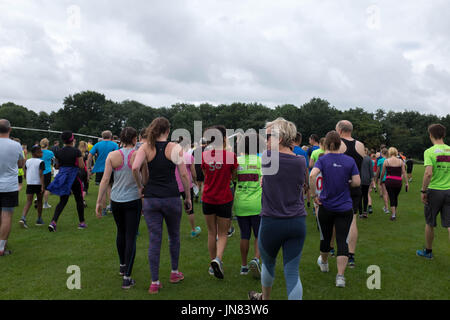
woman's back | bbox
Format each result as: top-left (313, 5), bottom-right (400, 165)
top-left (111, 148), bottom-right (140, 202)
top-left (144, 141), bottom-right (179, 198)
top-left (261, 151), bottom-right (306, 218)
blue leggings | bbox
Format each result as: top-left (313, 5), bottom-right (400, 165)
top-left (258, 216), bottom-right (306, 300)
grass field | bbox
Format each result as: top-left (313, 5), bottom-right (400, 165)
top-left (1, 165), bottom-right (449, 300)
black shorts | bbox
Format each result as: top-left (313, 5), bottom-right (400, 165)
top-left (0, 191), bottom-right (19, 208)
top-left (203, 201), bottom-right (233, 219)
top-left (95, 171), bottom-right (114, 185)
top-left (180, 188), bottom-right (194, 215)
top-left (44, 173), bottom-right (52, 189)
top-left (406, 165), bottom-right (413, 174)
top-left (195, 164), bottom-right (204, 182)
top-left (350, 186), bottom-right (362, 214)
top-left (18, 176), bottom-right (23, 184)
top-left (26, 185), bottom-right (43, 196)
top-left (424, 189), bottom-right (450, 228)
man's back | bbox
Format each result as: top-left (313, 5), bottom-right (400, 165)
top-left (424, 144), bottom-right (450, 190)
top-left (0, 138), bottom-right (24, 192)
top-left (90, 140), bottom-right (119, 173)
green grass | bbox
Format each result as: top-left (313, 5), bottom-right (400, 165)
top-left (1, 165), bottom-right (449, 300)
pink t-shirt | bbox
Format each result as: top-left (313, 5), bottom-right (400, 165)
top-left (175, 152), bottom-right (194, 192)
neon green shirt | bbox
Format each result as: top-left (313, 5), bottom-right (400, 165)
top-left (311, 148), bottom-right (325, 164)
top-left (424, 144), bottom-right (450, 190)
top-left (233, 155), bottom-right (262, 216)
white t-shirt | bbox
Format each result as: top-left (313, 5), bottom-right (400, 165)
top-left (25, 158), bottom-right (45, 185)
top-left (0, 138), bottom-right (24, 192)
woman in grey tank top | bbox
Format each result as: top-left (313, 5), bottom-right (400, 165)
top-left (96, 127), bottom-right (148, 290)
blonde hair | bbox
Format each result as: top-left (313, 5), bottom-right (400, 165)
top-left (78, 141), bottom-right (88, 154)
top-left (388, 147), bottom-right (398, 158)
top-left (265, 117), bottom-right (297, 148)
top-left (40, 138), bottom-right (49, 149)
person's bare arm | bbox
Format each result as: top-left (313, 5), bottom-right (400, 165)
top-left (96, 154), bottom-right (113, 218)
top-left (18, 159), bottom-right (25, 169)
top-left (421, 166), bottom-right (433, 204)
top-left (350, 174), bottom-right (361, 187)
top-left (77, 157), bottom-right (85, 169)
top-left (40, 169), bottom-right (45, 193)
top-left (190, 162), bottom-right (197, 183)
top-left (132, 146), bottom-right (147, 197)
top-left (380, 161), bottom-right (387, 184)
top-left (356, 141), bottom-right (366, 158)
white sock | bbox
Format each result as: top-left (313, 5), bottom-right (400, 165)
top-left (0, 240), bottom-right (6, 251)
top-left (171, 270), bottom-right (178, 274)
top-left (123, 276), bottom-right (130, 280)
top-left (152, 280), bottom-right (160, 285)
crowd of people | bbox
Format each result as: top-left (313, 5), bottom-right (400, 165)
top-left (0, 117), bottom-right (448, 300)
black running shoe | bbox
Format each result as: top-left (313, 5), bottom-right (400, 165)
top-left (122, 278), bottom-right (136, 289)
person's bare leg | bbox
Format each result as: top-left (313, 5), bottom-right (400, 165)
top-left (425, 224), bottom-right (434, 250)
top-left (382, 185), bottom-right (389, 209)
top-left (44, 190), bottom-right (50, 205)
top-left (21, 195), bottom-right (33, 219)
top-left (348, 215), bottom-right (358, 255)
top-left (254, 238), bottom-right (260, 260)
top-left (204, 214), bottom-right (217, 260)
top-left (0, 211), bottom-right (13, 244)
top-left (337, 256), bottom-right (348, 275)
top-left (330, 226), bottom-right (336, 249)
top-left (36, 193), bottom-right (43, 219)
top-left (262, 286), bottom-right (272, 300)
top-left (188, 214), bottom-right (196, 231)
top-left (216, 216), bottom-right (231, 261)
top-left (240, 239), bottom-right (249, 266)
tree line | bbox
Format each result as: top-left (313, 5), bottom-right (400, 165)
top-left (1, 91), bottom-right (449, 160)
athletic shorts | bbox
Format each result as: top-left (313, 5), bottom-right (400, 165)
top-left (202, 201), bottom-right (233, 219)
top-left (44, 172), bottom-right (52, 189)
top-left (406, 165), bottom-right (413, 174)
top-left (26, 185), bottom-right (43, 195)
top-left (350, 186), bottom-right (362, 215)
top-left (180, 188), bottom-right (194, 215)
top-left (0, 191), bottom-right (19, 210)
top-left (95, 172), bottom-right (114, 185)
top-left (424, 189), bottom-right (450, 228)
top-left (18, 176), bottom-right (23, 184)
top-left (237, 215), bottom-right (261, 240)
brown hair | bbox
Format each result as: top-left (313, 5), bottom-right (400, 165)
top-left (146, 117), bottom-right (170, 148)
top-left (120, 127), bottom-right (137, 146)
top-left (324, 130), bottom-right (341, 151)
top-left (428, 124), bottom-right (446, 140)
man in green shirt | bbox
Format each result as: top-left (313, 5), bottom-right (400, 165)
top-left (234, 134), bottom-right (262, 278)
top-left (417, 124), bottom-right (450, 259)
top-left (309, 137), bottom-right (325, 169)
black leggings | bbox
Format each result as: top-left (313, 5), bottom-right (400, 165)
top-left (360, 184), bottom-right (370, 214)
top-left (111, 199), bottom-right (142, 278)
top-left (52, 178), bottom-right (85, 223)
top-left (317, 206), bottom-right (353, 257)
top-left (386, 185), bottom-right (401, 207)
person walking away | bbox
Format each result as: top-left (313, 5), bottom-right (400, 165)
top-left (0, 119), bottom-right (25, 256)
top-left (19, 145), bottom-right (45, 228)
top-left (201, 125), bottom-right (238, 279)
top-left (248, 118), bottom-right (307, 300)
top-left (310, 130), bottom-right (360, 288)
top-left (376, 148), bottom-right (390, 213)
top-left (47, 131), bottom-right (87, 232)
top-left (359, 148), bottom-right (374, 218)
top-left (336, 120), bottom-right (365, 268)
top-left (96, 127), bottom-right (148, 289)
top-left (380, 147), bottom-right (408, 221)
top-left (175, 139), bottom-right (201, 237)
top-left (39, 138), bottom-right (55, 209)
top-left (417, 124), bottom-right (450, 259)
top-left (406, 154), bottom-right (414, 182)
top-left (234, 133), bottom-right (263, 278)
top-left (132, 117), bottom-right (192, 294)
top-left (88, 130), bottom-right (119, 214)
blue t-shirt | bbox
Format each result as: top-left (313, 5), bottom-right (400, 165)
top-left (314, 153), bottom-right (359, 212)
top-left (90, 140), bottom-right (119, 173)
top-left (293, 146), bottom-right (309, 167)
top-left (40, 149), bottom-right (55, 175)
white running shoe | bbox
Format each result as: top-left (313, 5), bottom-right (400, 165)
top-left (317, 255), bottom-right (329, 272)
top-left (43, 203), bottom-right (52, 209)
top-left (336, 274), bottom-right (346, 288)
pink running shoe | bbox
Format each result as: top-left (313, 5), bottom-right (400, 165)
top-left (170, 271), bottom-right (184, 283)
top-left (148, 282), bottom-right (163, 294)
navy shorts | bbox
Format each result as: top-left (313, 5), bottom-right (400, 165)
top-left (237, 215), bottom-right (261, 240)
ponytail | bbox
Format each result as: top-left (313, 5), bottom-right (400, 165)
top-left (145, 117), bottom-right (170, 149)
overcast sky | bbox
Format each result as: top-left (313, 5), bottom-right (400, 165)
top-left (1, 0), bottom-right (449, 116)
